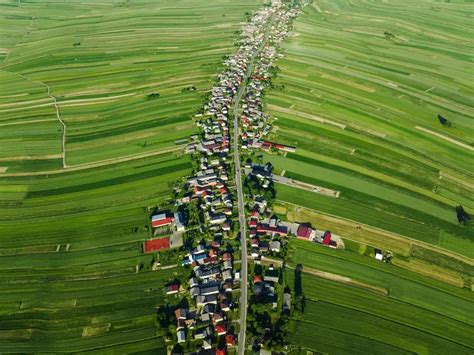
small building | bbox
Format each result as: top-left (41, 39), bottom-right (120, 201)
top-left (323, 231), bottom-right (332, 245)
top-left (215, 323), bottom-right (226, 335)
top-left (177, 329), bottom-right (186, 343)
top-left (151, 213), bottom-right (174, 228)
top-left (375, 248), bottom-right (384, 261)
top-left (283, 292), bottom-right (291, 312)
top-left (165, 283), bottom-right (179, 295)
top-left (270, 240), bottom-right (281, 252)
top-left (296, 225), bottom-right (313, 240)
top-left (174, 212), bottom-right (185, 232)
top-left (226, 334), bottom-right (235, 347)
top-left (264, 269), bottom-right (279, 283)
top-left (175, 308), bottom-right (187, 320)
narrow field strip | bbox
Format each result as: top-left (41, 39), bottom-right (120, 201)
top-left (416, 126), bottom-right (474, 152)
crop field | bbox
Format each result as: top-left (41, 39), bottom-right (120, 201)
top-left (0, 0), bottom-right (261, 352)
top-left (0, 0), bottom-right (262, 170)
top-left (285, 240), bottom-right (474, 354)
top-left (264, 0), bottom-right (474, 258)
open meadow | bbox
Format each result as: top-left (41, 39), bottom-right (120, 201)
top-left (0, 0), bottom-right (261, 352)
top-left (264, 0), bottom-right (474, 257)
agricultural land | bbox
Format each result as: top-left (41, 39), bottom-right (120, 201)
top-left (0, 0), bottom-right (473, 354)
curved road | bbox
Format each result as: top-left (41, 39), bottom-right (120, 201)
top-left (234, 12), bottom-right (275, 355)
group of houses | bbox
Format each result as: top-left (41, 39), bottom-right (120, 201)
top-left (173, 239), bottom-right (238, 352)
top-left (239, 5), bottom-right (300, 153)
top-left (146, 2), bottom-right (305, 352)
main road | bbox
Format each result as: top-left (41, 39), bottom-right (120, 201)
top-left (234, 12), bottom-right (276, 355)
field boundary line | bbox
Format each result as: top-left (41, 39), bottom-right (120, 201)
top-left (287, 263), bottom-right (388, 296)
top-left (439, 171), bottom-right (474, 190)
top-left (279, 200), bottom-right (474, 266)
top-left (415, 126), bottom-right (474, 152)
top-left (267, 104), bottom-right (346, 129)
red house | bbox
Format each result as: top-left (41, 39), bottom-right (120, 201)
top-left (226, 334), bottom-right (235, 347)
top-left (323, 231), bottom-right (332, 245)
top-left (215, 323), bottom-right (226, 335)
top-left (296, 225), bottom-right (313, 240)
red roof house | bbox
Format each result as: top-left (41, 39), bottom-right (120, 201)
top-left (226, 334), bottom-right (235, 347)
top-left (323, 231), bottom-right (332, 245)
top-left (151, 214), bottom-right (174, 228)
top-left (296, 225), bottom-right (312, 240)
top-left (215, 323), bottom-right (226, 335)
top-left (253, 275), bottom-right (263, 284)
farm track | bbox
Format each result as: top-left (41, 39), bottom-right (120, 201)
top-left (0, 71), bottom-right (68, 168)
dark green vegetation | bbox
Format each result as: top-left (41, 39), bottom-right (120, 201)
top-left (264, 0), bottom-right (474, 258)
top-left (0, 0), bottom-right (261, 352)
top-left (285, 239), bottom-right (474, 354)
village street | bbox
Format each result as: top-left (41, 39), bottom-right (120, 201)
top-left (233, 13), bottom-right (276, 355)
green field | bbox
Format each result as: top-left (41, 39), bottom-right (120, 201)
top-left (0, 0), bottom-right (262, 169)
top-left (264, 0), bottom-right (474, 258)
top-left (0, 0), bottom-right (260, 352)
top-left (285, 239), bottom-right (474, 354)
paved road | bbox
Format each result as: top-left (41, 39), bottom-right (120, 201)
top-left (234, 12), bottom-right (275, 355)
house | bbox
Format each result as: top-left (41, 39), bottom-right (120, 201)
top-left (375, 248), bottom-right (384, 261)
top-left (323, 231), bottom-right (332, 245)
top-left (257, 224), bottom-right (288, 237)
top-left (151, 213), bottom-right (174, 228)
top-left (176, 318), bottom-right (186, 330)
top-left (175, 308), bottom-right (187, 320)
top-left (297, 225), bottom-right (313, 240)
top-left (270, 240), bottom-right (281, 252)
top-left (222, 269), bottom-right (233, 281)
top-left (174, 212), bottom-right (185, 232)
top-left (216, 348), bottom-right (227, 355)
top-left (253, 275), bottom-right (263, 284)
top-left (226, 334), bottom-right (235, 347)
top-left (165, 283), bottom-right (179, 295)
top-left (177, 329), bottom-right (186, 343)
top-left (213, 312), bottom-right (224, 324)
top-left (259, 241), bottom-right (269, 253)
top-left (202, 338), bottom-right (212, 350)
top-left (200, 283), bottom-right (220, 296)
top-left (264, 268), bottom-right (279, 283)
top-left (189, 277), bottom-right (199, 288)
top-left (283, 292), bottom-right (291, 312)
top-left (215, 323), bottom-right (226, 335)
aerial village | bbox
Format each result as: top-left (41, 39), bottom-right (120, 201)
top-left (140, 2), bottom-right (356, 353)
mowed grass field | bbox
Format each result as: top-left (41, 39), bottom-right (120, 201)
top-left (264, 0), bottom-right (474, 257)
top-left (286, 239), bottom-right (474, 354)
top-left (0, 0), bottom-right (262, 170)
top-left (0, 0), bottom-right (261, 352)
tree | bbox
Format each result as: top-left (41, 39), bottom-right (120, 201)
top-left (456, 205), bottom-right (471, 225)
top-left (438, 114), bottom-right (452, 127)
